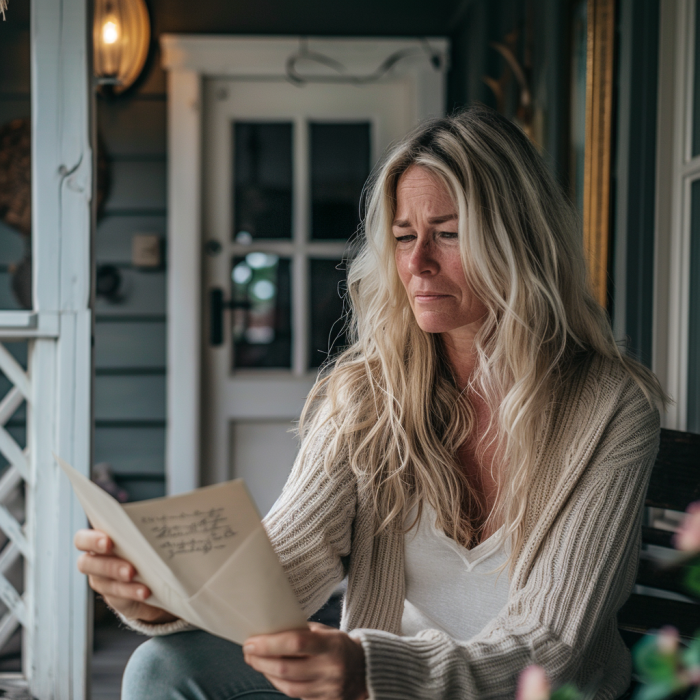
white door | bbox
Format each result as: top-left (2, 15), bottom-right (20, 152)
top-left (162, 37), bottom-right (447, 509)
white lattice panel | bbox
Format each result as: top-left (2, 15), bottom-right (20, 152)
top-left (0, 342), bottom-right (29, 670)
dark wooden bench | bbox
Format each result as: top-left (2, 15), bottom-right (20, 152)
top-left (618, 428), bottom-right (700, 647)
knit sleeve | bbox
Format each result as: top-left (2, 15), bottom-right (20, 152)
top-left (350, 379), bottom-right (660, 700)
top-left (263, 417), bottom-right (358, 617)
top-left (115, 612), bottom-right (194, 636)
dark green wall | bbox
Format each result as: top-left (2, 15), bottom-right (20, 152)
top-left (611, 0), bottom-right (660, 367)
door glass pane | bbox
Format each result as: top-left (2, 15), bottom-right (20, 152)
top-left (688, 179), bottom-right (700, 431)
top-left (233, 123), bottom-right (293, 241)
top-left (310, 123), bottom-right (371, 240)
top-left (309, 259), bottom-right (348, 368)
top-left (231, 253), bottom-right (291, 369)
top-left (694, 0), bottom-right (700, 156)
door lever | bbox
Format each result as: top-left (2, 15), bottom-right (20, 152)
top-left (209, 287), bottom-right (251, 346)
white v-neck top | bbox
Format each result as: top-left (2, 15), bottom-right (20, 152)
top-left (401, 503), bottom-right (510, 640)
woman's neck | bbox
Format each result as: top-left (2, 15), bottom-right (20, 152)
top-left (441, 321), bottom-right (483, 389)
top-left (442, 321), bottom-right (502, 543)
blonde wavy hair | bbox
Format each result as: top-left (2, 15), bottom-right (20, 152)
top-left (298, 104), bottom-right (665, 564)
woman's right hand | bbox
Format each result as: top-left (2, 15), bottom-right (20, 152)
top-left (74, 528), bottom-right (177, 624)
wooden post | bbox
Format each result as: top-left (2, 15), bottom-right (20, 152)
top-left (27, 0), bottom-right (93, 697)
top-left (583, 0), bottom-right (616, 308)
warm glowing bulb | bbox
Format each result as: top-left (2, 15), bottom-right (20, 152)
top-left (102, 20), bottom-right (119, 45)
top-left (94, 0), bottom-right (150, 93)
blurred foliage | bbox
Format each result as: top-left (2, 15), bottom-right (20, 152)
top-left (550, 684), bottom-right (585, 700)
top-left (684, 556), bottom-right (700, 598)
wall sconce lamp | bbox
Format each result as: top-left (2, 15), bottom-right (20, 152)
top-left (93, 0), bottom-right (151, 93)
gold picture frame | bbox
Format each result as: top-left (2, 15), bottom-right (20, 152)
top-left (583, 0), bottom-right (616, 307)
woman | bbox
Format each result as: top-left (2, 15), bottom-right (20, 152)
top-left (75, 105), bottom-right (664, 699)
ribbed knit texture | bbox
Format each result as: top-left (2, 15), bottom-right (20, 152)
top-left (127, 354), bottom-right (659, 699)
top-left (263, 355), bottom-right (660, 700)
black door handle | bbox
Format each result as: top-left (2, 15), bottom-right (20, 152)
top-left (209, 288), bottom-right (251, 346)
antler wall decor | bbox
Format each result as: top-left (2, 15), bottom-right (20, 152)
top-left (483, 28), bottom-right (535, 142)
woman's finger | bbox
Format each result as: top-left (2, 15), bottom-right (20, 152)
top-left (87, 574), bottom-right (151, 602)
top-left (96, 592), bottom-right (176, 625)
top-left (74, 529), bottom-right (113, 555)
top-left (97, 593), bottom-right (146, 619)
top-left (77, 553), bottom-right (135, 581)
top-left (244, 629), bottom-right (322, 657)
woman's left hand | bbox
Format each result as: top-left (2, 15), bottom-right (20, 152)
top-left (243, 622), bottom-right (369, 700)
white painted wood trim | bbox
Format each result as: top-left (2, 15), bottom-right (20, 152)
top-left (161, 35), bottom-right (450, 82)
top-left (0, 313), bottom-right (36, 330)
top-left (0, 391), bottom-right (23, 426)
top-left (0, 312), bottom-right (59, 339)
top-left (166, 69), bottom-right (202, 495)
top-left (162, 36), bottom-right (449, 493)
top-left (654, 0), bottom-right (700, 430)
top-left (55, 312), bottom-right (93, 700)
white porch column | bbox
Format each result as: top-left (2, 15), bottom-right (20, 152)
top-left (28, 0), bottom-right (93, 697)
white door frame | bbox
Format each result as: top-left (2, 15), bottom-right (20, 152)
top-left (654, 0), bottom-right (700, 429)
top-left (0, 0), bottom-right (93, 696)
top-left (161, 35), bottom-right (449, 494)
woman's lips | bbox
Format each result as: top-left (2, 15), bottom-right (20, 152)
top-left (414, 293), bottom-right (452, 302)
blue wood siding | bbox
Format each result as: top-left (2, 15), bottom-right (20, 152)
top-left (95, 78), bottom-right (168, 499)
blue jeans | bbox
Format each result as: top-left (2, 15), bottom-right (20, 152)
top-left (121, 630), bottom-right (297, 700)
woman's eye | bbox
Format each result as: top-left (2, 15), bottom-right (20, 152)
top-left (439, 231), bottom-right (458, 239)
top-left (394, 234), bottom-right (415, 243)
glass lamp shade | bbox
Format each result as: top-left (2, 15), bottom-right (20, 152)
top-left (93, 0), bottom-right (150, 93)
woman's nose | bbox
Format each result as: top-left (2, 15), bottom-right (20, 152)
top-left (407, 239), bottom-right (439, 276)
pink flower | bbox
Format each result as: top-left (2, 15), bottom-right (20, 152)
top-left (517, 665), bottom-right (551, 700)
top-left (656, 626), bottom-right (680, 655)
top-left (674, 502), bottom-right (700, 552)
top-left (684, 668), bottom-right (700, 685)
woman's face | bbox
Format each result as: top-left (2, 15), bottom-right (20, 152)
top-left (393, 165), bottom-right (487, 339)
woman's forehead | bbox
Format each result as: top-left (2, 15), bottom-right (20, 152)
top-left (394, 166), bottom-right (456, 218)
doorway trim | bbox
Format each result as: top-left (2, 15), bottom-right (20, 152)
top-left (653, 0), bottom-right (699, 429)
top-left (161, 35), bottom-right (449, 494)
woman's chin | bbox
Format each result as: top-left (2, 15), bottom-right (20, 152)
top-left (414, 317), bottom-right (456, 335)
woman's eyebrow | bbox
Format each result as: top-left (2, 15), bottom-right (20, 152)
top-left (392, 214), bottom-right (457, 227)
top-left (428, 214), bottom-right (457, 224)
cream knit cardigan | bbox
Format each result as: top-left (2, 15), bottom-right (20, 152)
top-left (133, 354), bottom-right (660, 700)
